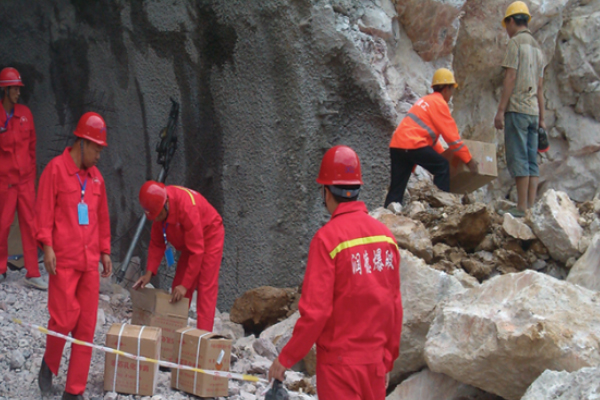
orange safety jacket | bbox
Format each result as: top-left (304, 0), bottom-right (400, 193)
top-left (390, 92), bottom-right (472, 164)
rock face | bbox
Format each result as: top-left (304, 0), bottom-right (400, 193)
top-left (386, 368), bottom-right (502, 400)
top-left (376, 212), bottom-right (433, 262)
top-left (394, 0), bottom-right (467, 61)
top-left (520, 367), bottom-right (600, 400)
top-left (230, 287), bottom-right (291, 334)
top-left (425, 270), bottom-right (600, 400)
top-left (390, 250), bottom-right (465, 383)
top-left (529, 190), bottom-right (583, 263)
top-left (567, 232), bottom-right (600, 291)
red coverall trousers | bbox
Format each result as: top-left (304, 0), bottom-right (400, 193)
top-left (317, 362), bottom-right (387, 400)
top-left (172, 224), bottom-right (225, 331)
top-left (44, 268), bottom-right (99, 395)
top-left (0, 179), bottom-right (39, 277)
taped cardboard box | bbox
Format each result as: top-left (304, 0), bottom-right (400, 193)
top-left (130, 288), bottom-right (189, 362)
top-left (171, 328), bottom-right (232, 398)
top-left (104, 323), bottom-right (161, 396)
top-left (442, 139), bottom-right (498, 194)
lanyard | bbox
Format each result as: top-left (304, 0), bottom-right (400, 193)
top-left (162, 223), bottom-right (169, 245)
top-left (76, 173), bottom-right (88, 203)
top-left (1, 109), bottom-right (14, 132)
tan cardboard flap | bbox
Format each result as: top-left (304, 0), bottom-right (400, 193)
top-left (129, 288), bottom-right (188, 318)
top-left (442, 140), bottom-right (498, 194)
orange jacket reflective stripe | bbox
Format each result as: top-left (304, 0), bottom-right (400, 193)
top-left (390, 92), bottom-right (472, 164)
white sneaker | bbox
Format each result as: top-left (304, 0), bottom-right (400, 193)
top-left (24, 276), bottom-right (48, 290)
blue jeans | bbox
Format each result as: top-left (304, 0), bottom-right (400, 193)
top-left (504, 112), bottom-right (539, 177)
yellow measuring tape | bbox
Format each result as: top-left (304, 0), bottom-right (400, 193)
top-left (11, 317), bottom-right (266, 384)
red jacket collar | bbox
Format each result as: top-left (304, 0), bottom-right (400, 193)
top-left (62, 147), bottom-right (96, 178)
top-left (331, 201), bottom-right (368, 219)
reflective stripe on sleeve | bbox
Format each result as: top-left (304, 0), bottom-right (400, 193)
top-left (407, 113), bottom-right (438, 146)
top-left (450, 144), bottom-right (465, 153)
top-left (447, 139), bottom-right (462, 146)
top-left (329, 235), bottom-right (398, 259)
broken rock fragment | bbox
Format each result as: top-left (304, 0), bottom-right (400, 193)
top-left (424, 270), bottom-right (600, 400)
top-left (230, 286), bottom-right (291, 334)
top-left (528, 189), bottom-right (582, 263)
top-left (567, 231), bottom-right (600, 292)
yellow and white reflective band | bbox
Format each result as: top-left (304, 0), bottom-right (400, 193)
top-left (10, 317), bottom-right (265, 384)
top-left (329, 235), bottom-right (398, 259)
top-left (173, 186), bottom-right (196, 205)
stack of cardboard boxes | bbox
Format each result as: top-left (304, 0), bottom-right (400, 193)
top-left (103, 288), bottom-right (232, 397)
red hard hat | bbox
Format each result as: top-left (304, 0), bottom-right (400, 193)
top-left (74, 112), bottom-right (108, 147)
top-left (0, 67), bottom-right (24, 87)
top-left (316, 145), bottom-right (363, 185)
top-left (139, 181), bottom-right (167, 220)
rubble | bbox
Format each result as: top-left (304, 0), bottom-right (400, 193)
top-left (386, 368), bottom-right (502, 400)
top-left (502, 213), bottom-right (536, 240)
top-left (230, 286), bottom-right (294, 334)
top-left (424, 270), bottom-right (600, 400)
top-left (375, 211), bottom-right (434, 262)
top-left (390, 249), bottom-right (465, 384)
top-left (528, 189), bottom-right (583, 263)
top-left (520, 367), bottom-right (600, 400)
top-left (567, 232), bottom-right (600, 292)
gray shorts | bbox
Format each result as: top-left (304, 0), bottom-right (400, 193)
top-left (504, 112), bottom-right (539, 178)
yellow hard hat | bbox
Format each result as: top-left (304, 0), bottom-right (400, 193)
top-left (502, 1), bottom-right (531, 28)
top-left (431, 68), bottom-right (458, 88)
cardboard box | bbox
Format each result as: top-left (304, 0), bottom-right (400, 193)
top-left (442, 139), bottom-right (498, 194)
top-left (171, 328), bottom-right (232, 398)
top-left (130, 288), bottom-right (189, 362)
top-left (104, 323), bottom-right (161, 396)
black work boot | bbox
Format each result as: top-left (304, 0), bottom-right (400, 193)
top-left (38, 358), bottom-right (53, 393)
top-left (62, 391), bottom-right (85, 400)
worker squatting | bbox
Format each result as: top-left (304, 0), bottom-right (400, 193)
top-left (0, 2), bottom-right (544, 399)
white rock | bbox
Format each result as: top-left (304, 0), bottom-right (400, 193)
top-left (521, 367), bottom-right (600, 400)
top-left (386, 202), bottom-right (403, 214)
top-left (9, 350), bottom-right (25, 370)
top-left (260, 311), bottom-right (300, 352)
top-left (240, 392), bottom-right (256, 400)
top-left (567, 232), bottom-right (600, 291)
top-left (97, 309), bottom-right (106, 327)
top-left (405, 201), bottom-right (426, 217)
top-left (386, 368), bottom-right (501, 400)
top-left (390, 250), bottom-right (465, 384)
top-left (103, 392), bottom-right (118, 400)
top-left (375, 213), bottom-right (433, 262)
top-left (502, 213), bottom-right (536, 240)
top-left (252, 337), bottom-right (278, 361)
top-left (425, 270), bottom-right (600, 400)
top-left (358, 7), bottom-right (394, 40)
top-left (529, 190), bottom-right (582, 263)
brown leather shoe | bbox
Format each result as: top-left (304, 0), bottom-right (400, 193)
top-left (38, 359), bottom-right (53, 393)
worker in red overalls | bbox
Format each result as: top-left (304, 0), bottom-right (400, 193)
top-left (133, 181), bottom-right (225, 331)
top-left (36, 112), bottom-right (112, 400)
top-left (0, 67), bottom-right (46, 289)
top-left (269, 145), bottom-right (403, 400)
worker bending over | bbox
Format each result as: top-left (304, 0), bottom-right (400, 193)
top-left (134, 181), bottom-right (225, 331)
top-left (384, 68), bottom-right (478, 207)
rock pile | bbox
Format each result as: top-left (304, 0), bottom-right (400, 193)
top-left (2, 181), bottom-right (600, 400)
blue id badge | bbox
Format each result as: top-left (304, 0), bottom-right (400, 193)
top-left (165, 246), bottom-right (175, 268)
top-left (78, 202), bottom-right (89, 225)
